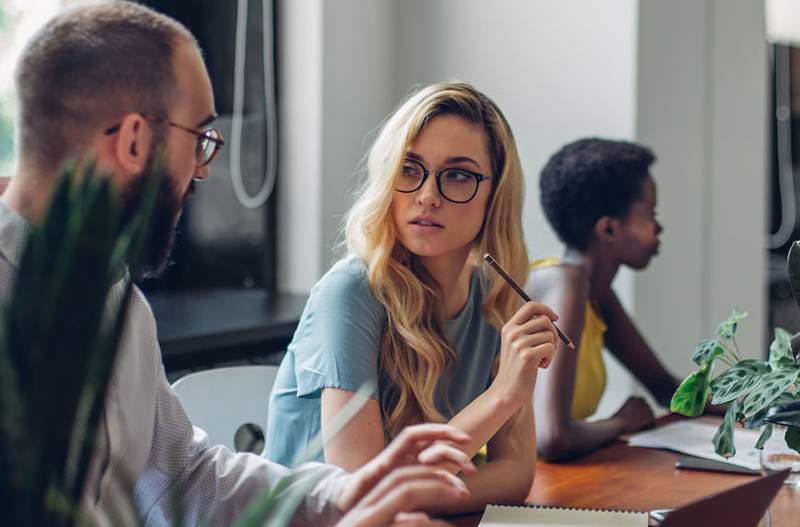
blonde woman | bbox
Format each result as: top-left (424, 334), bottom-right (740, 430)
top-left (266, 82), bottom-right (557, 511)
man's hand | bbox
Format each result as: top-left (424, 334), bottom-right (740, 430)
top-left (336, 424), bottom-right (477, 527)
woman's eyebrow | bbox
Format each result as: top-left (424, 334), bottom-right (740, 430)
top-left (405, 151), bottom-right (481, 169)
top-left (444, 156), bottom-right (481, 169)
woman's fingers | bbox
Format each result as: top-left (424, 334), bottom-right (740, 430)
top-left (509, 301), bottom-right (558, 325)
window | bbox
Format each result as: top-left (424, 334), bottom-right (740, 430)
top-left (0, 0), bottom-right (62, 176)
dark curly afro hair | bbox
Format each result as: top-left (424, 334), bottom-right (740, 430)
top-left (540, 138), bottom-right (655, 250)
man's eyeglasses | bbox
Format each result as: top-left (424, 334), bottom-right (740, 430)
top-left (395, 158), bottom-right (493, 204)
top-left (104, 114), bottom-right (225, 168)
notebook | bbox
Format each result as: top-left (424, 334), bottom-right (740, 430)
top-left (478, 468), bottom-right (790, 527)
top-left (479, 505), bottom-right (647, 526)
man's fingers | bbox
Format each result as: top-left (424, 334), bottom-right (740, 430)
top-left (391, 512), bottom-right (454, 527)
top-left (417, 442), bottom-right (477, 474)
top-left (360, 466), bottom-right (468, 509)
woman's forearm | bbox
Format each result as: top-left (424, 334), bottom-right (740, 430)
top-left (425, 457), bottom-right (535, 514)
top-left (445, 386), bottom-right (521, 460)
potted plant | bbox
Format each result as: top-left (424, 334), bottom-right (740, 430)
top-left (670, 243), bottom-right (800, 462)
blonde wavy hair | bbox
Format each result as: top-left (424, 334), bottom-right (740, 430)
top-left (345, 82), bottom-right (529, 439)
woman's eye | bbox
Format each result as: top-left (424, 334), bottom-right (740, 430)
top-left (402, 164), bottom-right (421, 177)
top-left (444, 170), bottom-right (472, 183)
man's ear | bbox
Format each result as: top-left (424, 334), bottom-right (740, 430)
top-left (594, 216), bottom-right (619, 243)
top-left (110, 114), bottom-right (154, 176)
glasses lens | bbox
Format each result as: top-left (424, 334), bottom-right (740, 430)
top-left (197, 130), bottom-right (220, 166)
top-left (440, 169), bottom-right (479, 203)
top-left (396, 160), bottom-right (425, 192)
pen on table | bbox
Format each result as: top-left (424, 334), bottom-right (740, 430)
top-left (483, 252), bottom-right (576, 350)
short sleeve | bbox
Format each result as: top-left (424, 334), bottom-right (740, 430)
top-left (291, 259), bottom-right (386, 399)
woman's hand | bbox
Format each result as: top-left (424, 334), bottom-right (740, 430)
top-left (336, 424), bottom-right (477, 526)
top-left (491, 301), bottom-right (558, 409)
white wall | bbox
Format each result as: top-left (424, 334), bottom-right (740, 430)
top-left (277, 0), bottom-right (769, 417)
top-left (392, 0), bottom-right (640, 417)
top-left (636, 0), bottom-right (767, 376)
top-left (278, 0), bottom-right (641, 415)
top-left (276, 0), bottom-right (397, 291)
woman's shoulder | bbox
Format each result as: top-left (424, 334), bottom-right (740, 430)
top-left (527, 257), bottom-right (589, 301)
top-left (310, 257), bottom-right (382, 313)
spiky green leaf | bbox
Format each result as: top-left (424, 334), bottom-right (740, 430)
top-left (692, 339), bottom-right (725, 367)
top-left (670, 364), bottom-right (711, 417)
top-left (713, 400), bottom-right (738, 458)
top-left (742, 367), bottom-right (800, 417)
top-left (709, 359), bottom-right (771, 405)
top-left (716, 309), bottom-right (748, 340)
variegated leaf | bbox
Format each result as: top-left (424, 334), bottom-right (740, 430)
top-left (742, 367), bottom-right (800, 417)
top-left (746, 392), bottom-right (800, 428)
top-left (716, 309), bottom-right (748, 340)
top-left (709, 359), bottom-right (770, 405)
top-left (786, 426), bottom-right (800, 454)
top-left (755, 423), bottom-right (773, 450)
top-left (713, 400), bottom-right (738, 458)
top-left (692, 339), bottom-right (724, 367)
top-left (670, 364), bottom-right (711, 417)
top-left (769, 327), bottom-right (795, 369)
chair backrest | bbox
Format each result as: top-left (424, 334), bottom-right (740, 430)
top-left (171, 365), bottom-right (279, 455)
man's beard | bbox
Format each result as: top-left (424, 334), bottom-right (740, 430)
top-left (120, 149), bottom-right (194, 280)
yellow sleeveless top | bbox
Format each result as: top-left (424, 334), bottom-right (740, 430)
top-left (530, 258), bottom-right (608, 419)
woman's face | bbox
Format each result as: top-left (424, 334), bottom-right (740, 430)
top-left (391, 114), bottom-right (494, 260)
top-left (615, 175), bottom-right (663, 269)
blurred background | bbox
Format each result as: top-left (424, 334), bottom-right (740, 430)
top-left (0, 0), bottom-right (795, 417)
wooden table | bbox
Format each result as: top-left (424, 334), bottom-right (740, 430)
top-left (451, 437), bottom-right (800, 526)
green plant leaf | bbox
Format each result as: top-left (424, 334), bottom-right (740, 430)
top-left (787, 241), bottom-right (800, 311)
top-left (709, 359), bottom-right (771, 405)
top-left (741, 367), bottom-right (800, 417)
top-left (756, 423), bottom-right (773, 450)
top-left (786, 426), bottom-right (800, 454)
top-left (747, 392), bottom-right (800, 428)
top-left (713, 400), bottom-right (738, 458)
top-left (670, 364), bottom-right (711, 417)
top-left (769, 328), bottom-right (796, 369)
top-left (692, 339), bottom-right (724, 367)
top-left (716, 308), bottom-right (748, 340)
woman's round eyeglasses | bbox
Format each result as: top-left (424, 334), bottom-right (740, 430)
top-left (395, 158), bottom-right (493, 204)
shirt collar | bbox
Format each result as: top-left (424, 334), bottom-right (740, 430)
top-left (0, 200), bottom-right (32, 270)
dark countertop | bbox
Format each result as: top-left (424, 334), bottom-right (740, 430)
top-left (147, 288), bottom-right (308, 371)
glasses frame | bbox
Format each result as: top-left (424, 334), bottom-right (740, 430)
top-left (395, 158), bottom-right (494, 204)
top-left (104, 113), bottom-right (225, 168)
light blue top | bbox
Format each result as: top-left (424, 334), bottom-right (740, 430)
top-left (265, 257), bottom-right (501, 466)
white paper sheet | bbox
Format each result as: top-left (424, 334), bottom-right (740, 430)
top-left (626, 419), bottom-right (762, 470)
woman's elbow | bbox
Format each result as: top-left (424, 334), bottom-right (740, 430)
top-left (536, 428), bottom-right (577, 463)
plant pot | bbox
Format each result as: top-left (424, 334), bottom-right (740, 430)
top-left (759, 425), bottom-right (800, 487)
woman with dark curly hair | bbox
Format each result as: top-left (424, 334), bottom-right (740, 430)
top-left (527, 137), bottom-right (679, 462)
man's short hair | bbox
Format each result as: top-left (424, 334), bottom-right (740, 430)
top-left (14, 1), bottom-right (198, 172)
top-left (540, 137), bottom-right (656, 250)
